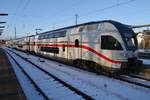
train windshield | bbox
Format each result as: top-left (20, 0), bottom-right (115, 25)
top-left (123, 33), bottom-right (136, 50)
top-left (113, 22), bottom-right (137, 50)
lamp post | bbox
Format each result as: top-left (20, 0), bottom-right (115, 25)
top-left (14, 27), bottom-right (17, 39)
top-left (27, 33), bottom-right (30, 52)
top-left (75, 14), bottom-right (78, 25)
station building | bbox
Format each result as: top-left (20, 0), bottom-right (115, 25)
top-left (137, 30), bottom-right (150, 49)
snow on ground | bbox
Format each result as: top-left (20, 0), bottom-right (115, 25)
top-left (5, 48), bottom-right (150, 100)
top-left (5, 51), bottom-right (44, 100)
top-left (6, 49), bottom-right (83, 100)
top-left (140, 59), bottom-right (150, 65)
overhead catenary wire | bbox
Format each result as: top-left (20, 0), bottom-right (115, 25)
top-left (80, 0), bottom-right (137, 17)
top-left (11, 0), bottom-right (31, 38)
top-left (10, 0), bottom-right (137, 37)
top-left (21, 0), bottom-right (31, 14)
top-left (41, 0), bottom-right (137, 31)
top-left (13, 0), bottom-right (30, 25)
top-left (10, 0), bottom-right (82, 35)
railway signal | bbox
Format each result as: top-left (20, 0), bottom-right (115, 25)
top-left (0, 26), bottom-right (5, 28)
top-left (0, 13), bottom-right (8, 35)
top-left (0, 31), bottom-right (3, 35)
top-left (0, 28), bottom-right (4, 36)
top-left (0, 22), bottom-right (6, 24)
top-left (0, 29), bottom-right (3, 31)
top-left (0, 13), bottom-right (8, 16)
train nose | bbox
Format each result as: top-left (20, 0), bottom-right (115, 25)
top-left (127, 51), bottom-right (138, 58)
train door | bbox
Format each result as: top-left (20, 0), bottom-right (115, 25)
top-left (34, 35), bottom-right (39, 53)
top-left (29, 36), bottom-right (34, 52)
top-left (68, 33), bottom-right (81, 60)
top-left (59, 38), bottom-right (68, 60)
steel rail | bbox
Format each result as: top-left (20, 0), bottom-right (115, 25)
top-left (5, 50), bottom-right (49, 100)
top-left (129, 74), bottom-right (150, 82)
top-left (7, 49), bottom-right (94, 100)
top-left (115, 75), bottom-right (150, 89)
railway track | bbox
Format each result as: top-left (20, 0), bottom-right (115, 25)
top-left (7, 48), bottom-right (150, 89)
top-left (6, 49), bottom-right (94, 100)
top-left (6, 51), bottom-right (49, 100)
top-left (129, 74), bottom-right (150, 81)
top-left (114, 75), bottom-right (150, 89)
top-left (4, 48), bottom-right (150, 100)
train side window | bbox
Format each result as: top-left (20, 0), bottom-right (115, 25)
top-left (40, 47), bottom-right (59, 54)
top-left (101, 36), bottom-right (123, 50)
top-left (59, 32), bottom-right (66, 37)
top-left (75, 39), bottom-right (79, 47)
top-left (48, 33), bottom-right (53, 38)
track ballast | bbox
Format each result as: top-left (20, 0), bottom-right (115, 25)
top-left (6, 49), bottom-right (94, 100)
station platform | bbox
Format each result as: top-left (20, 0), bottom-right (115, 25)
top-left (0, 47), bottom-right (26, 100)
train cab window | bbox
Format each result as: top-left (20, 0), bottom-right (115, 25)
top-left (101, 36), bottom-right (123, 50)
top-left (75, 39), bottom-right (79, 47)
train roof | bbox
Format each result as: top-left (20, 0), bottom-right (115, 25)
top-left (11, 20), bottom-right (130, 40)
top-left (42, 20), bottom-right (129, 34)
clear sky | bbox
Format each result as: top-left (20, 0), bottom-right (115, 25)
top-left (0, 0), bottom-right (149, 39)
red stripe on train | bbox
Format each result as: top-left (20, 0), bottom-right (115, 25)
top-left (31, 44), bottom-right (122, 64)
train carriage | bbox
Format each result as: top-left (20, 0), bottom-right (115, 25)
top-left (8, 20), bottom-right (141, 74)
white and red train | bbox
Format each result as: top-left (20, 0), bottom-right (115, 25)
top-left (7, 20), bottom-right (142, 74)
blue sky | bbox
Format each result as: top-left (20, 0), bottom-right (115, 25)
top-left (0, 0), bottom-right (149, 39)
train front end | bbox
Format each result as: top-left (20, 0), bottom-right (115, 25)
top-left (116, 23), bottom-right (142, 73)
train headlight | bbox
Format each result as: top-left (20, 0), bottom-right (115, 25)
top-left (112, 64), bottom-right (121, 69)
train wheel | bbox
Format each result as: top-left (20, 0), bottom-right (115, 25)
top-left (86, 61), bottom-right (96, 72)
top-left (82, 60), bottom-right (88, 70)
top-left (73, 59), bottom-right (84, 69)
top-left (95, 66), bottom-right (102, 75)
